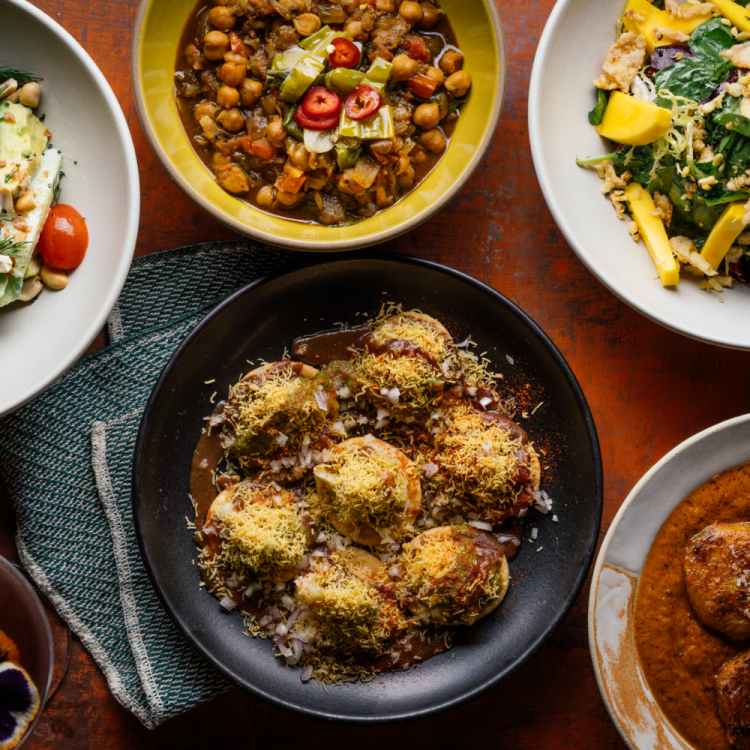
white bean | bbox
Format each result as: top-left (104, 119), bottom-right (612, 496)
top-left (40, 265), bottom-right (68, 290)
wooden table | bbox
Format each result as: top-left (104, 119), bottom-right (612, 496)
top-left (4, 0), bottom-right (750, 746)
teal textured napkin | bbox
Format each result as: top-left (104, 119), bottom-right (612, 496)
top-left (0, 241), bottom-right (290, 727)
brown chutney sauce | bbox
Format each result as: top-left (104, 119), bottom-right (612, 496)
top-left (634, 462), bottom-right (750, 750)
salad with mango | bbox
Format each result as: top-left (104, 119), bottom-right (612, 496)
top-left (579, 0), bottom-right (750, 293)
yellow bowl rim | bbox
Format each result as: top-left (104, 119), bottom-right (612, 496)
top-left (130, 0), bottom-right (506, 252)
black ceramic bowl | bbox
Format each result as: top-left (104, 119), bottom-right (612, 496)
top-left (133, 252), bottom-right (603, 723)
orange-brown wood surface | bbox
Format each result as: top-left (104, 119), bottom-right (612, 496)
top-left (3, 0), bottom-right (750, 747)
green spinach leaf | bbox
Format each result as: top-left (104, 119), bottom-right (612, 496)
top-left (655, 18), bottom-right (734, 107)
top-left (588, 89), bottom-right (607, 126)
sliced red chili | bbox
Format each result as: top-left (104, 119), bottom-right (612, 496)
top-left (329, 38), bottom-right (361, 68)
top-left (344, 86), bottom-right (382, 121)
top-left (299, 86), bottom-right (342, 120)
top-left (294, 106), bottom-right (340, 131)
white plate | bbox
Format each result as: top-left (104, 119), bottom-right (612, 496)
top-left (0, 0), bottom-right (139, 415)
top-left (588, 413), bottom-right (750, 750)
top-left (529, 0), bottom-right (750, 350)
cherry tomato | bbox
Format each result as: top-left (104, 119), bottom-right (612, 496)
top-left (299, 86), bottom-right (342, 120)
top-left (328, 38), bottom-right (360, 68)
top-left (344, 86), bottom-right (382, 121)
top-left (37, 204), bottom-right (89, 270)
top-left (294, 106), bottom-right (339, 131)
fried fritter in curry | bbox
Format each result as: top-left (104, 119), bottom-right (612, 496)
top-left (685, 522), bottom-right (750, 641)
top-left (717, 648), bottom-right (750, 750)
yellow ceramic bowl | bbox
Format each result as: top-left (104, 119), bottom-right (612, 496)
top-left (131, 0), bottom-right (505, 251)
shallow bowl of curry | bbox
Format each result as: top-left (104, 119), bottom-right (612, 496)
top-left (131, 0), bottom-right (505, 250)
top-left (589, 413), bottom-right (750, 750)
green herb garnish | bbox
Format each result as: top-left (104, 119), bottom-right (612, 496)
top-left (0, 66), bottom-right (42, 87)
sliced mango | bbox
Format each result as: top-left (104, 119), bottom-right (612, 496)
top-left (622, 0), bottom-right (711, 54)
top-left (597, 91), bottom-right (672, 146)
top-left (712, 0), bottom-right (750, 33)
top-left (624, 183), bottom-right (681, 286)
top-left (701, 201), bottom-right (747, 270)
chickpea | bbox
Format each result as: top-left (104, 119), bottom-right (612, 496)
top-left (445, 70), bottom-right (472, 97)
top-left (425, 66), bottom-right (444, 85)
top-left (216, 107), bottom-right (245, 132)
top-left (419, 127), bottom-right (445, 153)
top-left (376, 0), bottom-right (396, 11)
top-left (392, 54), bottom-right (420, 82)
top-left (397, 163), bottom-right (415, 189)
top-left (203, 30), bottom-right (230, 60)
top-left (18, 82), bottom-right (41, 108)
top-left (344, 19), bottom-right (368, 42)
top-left (184, 42), bottom-right (201, 67)
top-left (288, 142), bottom-right (310, 171)
top-left (278, 0), bottom-right (306, 13)
top-left (398, 1), bottom-right (423, 24)
top-left (257, 185), bottom-right (275, 207)
top-left (413, 102), bottom-right (440, 129)
top-left (239, 78), bottom-right (264, 107)
top-left (395, 153), bottom-right (411, 175)
top-left (276, 189), bottom-right (305, 207)
top-left (294, 13), bottom-right (322, 36)
top-left (194, 100), bottom-right (217, 121)
top-left (419, 2), bottom-right (441, 28)
top-left (40, 265), bottom-right (68, 290)
top-left (439, 49), bottom-right (463, 75)
top-left (208, 6), bottom-right (236, 30)
top-left (14, 189), bottom-right (36, 214)
top-left (217, 164), bottom-right (250, 194)
top-left (212, 151), bottom-right (231, 168)
top-left (220, 61), bottom-right (247, 87)
top-left (410, 143), bottom-right (428, 164)
top-left (267, 116), bottom-right (287, 147)
top-left (216, 85), bottom-right (240, 108)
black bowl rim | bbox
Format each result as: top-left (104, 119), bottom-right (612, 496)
top-left (132, 251), bottom-right (604, 723)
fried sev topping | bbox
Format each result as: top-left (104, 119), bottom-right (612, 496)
top-left (222, 364), bottom-right (329, 459)
top-left (217, 485), bottom-right (308, 573)
top-left (399, 526), bottom-right (504, 623)
top-left (430, 405), bottom-right (528, 510)
top-left (295, 555), bottom-right (408, 654)
top-left (311, 442), bottom-right (411, 531)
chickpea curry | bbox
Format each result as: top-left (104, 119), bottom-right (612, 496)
top-left (174, 0), bottom-right (472, 226)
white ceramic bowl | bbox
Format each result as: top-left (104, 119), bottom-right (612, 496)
top-left (588, 413), bottom-right (750, 750)
top-left (0, 0), bottom-right (139, 415)
top-left (529, 0), bottom-right (750, 350)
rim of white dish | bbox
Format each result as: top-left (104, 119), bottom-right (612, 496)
top-left (587, 412), bottom-right (750, 750)
top-left (129, 0), bottom-right (506, 252)
top-left (528, 0), bottom-right (748, 352)
top-left (2, 0), bottom-right (139, 416)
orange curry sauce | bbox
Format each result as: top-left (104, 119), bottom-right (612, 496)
top-left (635, 462), bottom-right (750, 750)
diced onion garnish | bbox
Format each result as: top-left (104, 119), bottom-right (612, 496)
top-left (479, 397), bottom-right (492, 408)
top-left (281, 594), bottom-right (295, 611)
top-left (276, 432), bottom-right (289, 446)
top-left (423, 463), bottom-right (439, 479)
top-left (219, 596), bottom-right (236, 612)
top-left (386, 387), bottom-right (400, 405)
top-left (468, 520), bottom-right (493, 532)
top-left (531, 527), bottom-right (538, 540)
top-left (456, 337), bottom-right (470, 348)
top-left (301, 665), bottom-right (313, 682)
top-left (314, 390), bottom-right (328, 410)
top-left (388, 565), bottom-right (401, 578)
